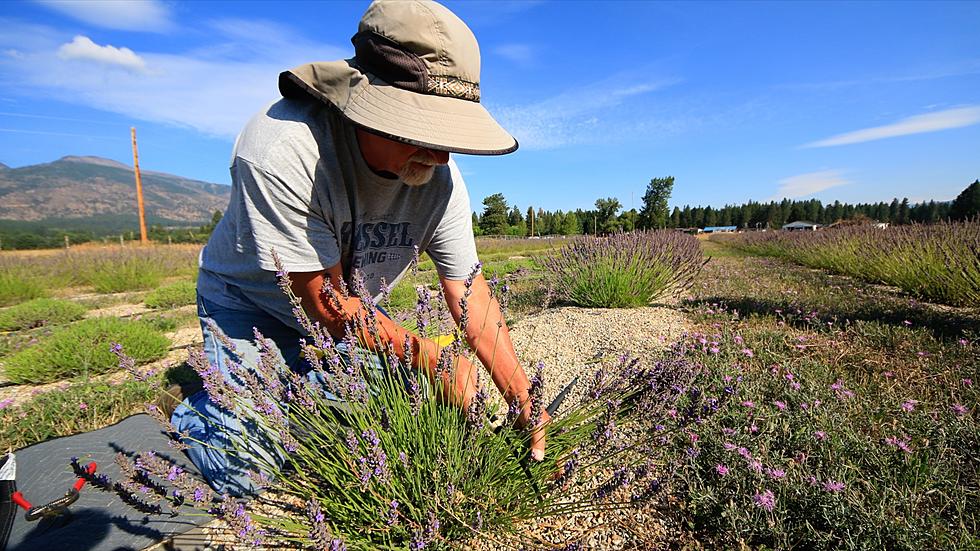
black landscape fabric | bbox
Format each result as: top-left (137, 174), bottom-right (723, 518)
top-left (4, 414), bottom-right (209, 551)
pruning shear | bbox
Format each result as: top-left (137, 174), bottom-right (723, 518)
top-left (493, 377), bottom-right (578, 501)
top-left (4, 453), bottom-right (98, 522)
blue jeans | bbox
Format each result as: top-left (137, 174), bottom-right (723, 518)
top-left (172, 294), bottom-right (385, 496)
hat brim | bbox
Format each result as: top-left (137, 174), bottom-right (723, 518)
top-left (279, 61), bottom-right (518, 156)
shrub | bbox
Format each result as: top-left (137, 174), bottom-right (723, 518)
top-left (545, 230), bottom-right (705, 308)
top-left (0, 270), bottom-right (47, 307)
top-left (2, 317), bottom-right (170, 384)
top-left (103, 262), bottom-right (703, 549)
top-left (0, 297), bottom-right (88, 330)
top-left (144, 280), bottom-right (197, 309)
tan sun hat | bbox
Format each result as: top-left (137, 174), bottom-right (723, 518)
top-left (278, 0), bottom-right (518, 156)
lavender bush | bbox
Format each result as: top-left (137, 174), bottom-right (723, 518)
top-left (103, 257), bottom-right (703, 548)
top-left (545, 230), bottom-right (705, 308)
top-left (728, 220), bottom-right (980, 307)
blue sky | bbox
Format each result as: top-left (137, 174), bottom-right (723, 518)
top-left (1, 0), bottom-right (978, 213)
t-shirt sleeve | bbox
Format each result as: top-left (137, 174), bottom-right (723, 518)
top-left (425, 159), bottom-right (481, 280)
top-left (233, 157), bottom-right (341, 273)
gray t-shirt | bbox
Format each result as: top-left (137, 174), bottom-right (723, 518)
top-left (197, 98), bottom-right (479, 332)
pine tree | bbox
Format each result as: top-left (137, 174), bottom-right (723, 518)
top-left (638, 176), bottom-right (674, 229)
top-left (479, 193), bottom-right (510, 235)
top-left (949, 179), bottom-right (980, 221)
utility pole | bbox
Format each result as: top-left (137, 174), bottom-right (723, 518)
top-left (131, 127), bottom-right (149, 244)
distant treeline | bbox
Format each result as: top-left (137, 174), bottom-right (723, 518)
top-left (476, 179), bottom-right (979, 237)
top-left (664, 197), bottom-right (951, 230)
top-left (0, 211), bottom-right (223, 250)
top-left (476, 197), bottom-right (954, 237)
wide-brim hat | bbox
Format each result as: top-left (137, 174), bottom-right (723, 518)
top-left (279, 0), bottom-right (518, 156)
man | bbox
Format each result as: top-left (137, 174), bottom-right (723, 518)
top-left (172, 0), bottom-right (549, 496)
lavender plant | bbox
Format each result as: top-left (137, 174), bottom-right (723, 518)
top-left (105, 256), bottom-right (703, 549)
top-left (544, 230), bottom-right (706, 308)
top-left (728, 220), bottom-right (980, 307)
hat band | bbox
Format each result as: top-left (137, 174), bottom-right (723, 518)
top-left (351, 31), bottom-right (480, 103)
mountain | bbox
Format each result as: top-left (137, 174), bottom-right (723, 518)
top-left (0, 156), bottom-right (230, 228)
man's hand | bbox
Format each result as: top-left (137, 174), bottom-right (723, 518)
top-left (517, 407), bottom-right (551, 462)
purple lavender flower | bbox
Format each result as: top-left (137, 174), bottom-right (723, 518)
top-left (593, 468), bottom-right (630, 499)
top-left (466, 386), bottom-right (489, 433)
top-left (753, 489), bottom-right (775, 512)
top-left (384, 500), bottom-right (399, 526)
top-left (823, 479), bottom-right (845, 493)
top-left (306, 499), bottom-right (333, 549)
top-left (415, 285), bottom-right (432, 337)
top-left (885, 436), bottom-right (913, 453)
top-left (352, 429), bottom-right (390, 489)
top-left (529, 361), bottom-right (545, 428)
top-left (111, 342), bottom-right (152, 382)
top-left (766, 467), bottom-right (786, 480)
top-left (407, 371), bottom-right (422, 416)
top-left (715, 464), bottom-right (729, 476)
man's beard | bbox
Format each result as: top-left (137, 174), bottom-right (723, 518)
top-left (398, 152), bottom-right (438, 187)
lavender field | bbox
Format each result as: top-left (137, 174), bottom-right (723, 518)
top-left (0, 235), bottom-right (976, 549)
top-left (724, 220), bottom-right (980, 307)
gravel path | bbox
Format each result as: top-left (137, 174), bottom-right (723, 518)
top-left (507, 305), bottom-right (689, 413)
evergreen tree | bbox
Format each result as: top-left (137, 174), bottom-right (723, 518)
top-left (526, 206), bottom-right (535, 236)
top-left (638, 176), bottom-right (674, 229)
top-left (508, 206), bottom-right (524, 226)
top-left (561, 211), bottom-right (580, 235)
top-left (898, 198), bottom-right (910, 224)
top-left (479, 193), bottom-right (510, 235)
top-left (703, 206), bottom-right (717, 227)
top-left (949, 179), bottom-right (980, 221)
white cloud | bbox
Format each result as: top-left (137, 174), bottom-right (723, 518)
top-left (803, 106), bottom-right (980, 148)
top-left (36, 0), bottom-right (175, 33)
top-left (0, 19), bottom-right (349, 138)
top-left (58, 36), bottom-right (146, 72)
top-left (770, 170), bottom-right (850, 200)
top-left (494, 43), bottom-right (533, 65)
top-left (492, 74), bottom-right (682, 149)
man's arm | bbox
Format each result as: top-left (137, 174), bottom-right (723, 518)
top-left (442, 273), bottom-right (550, 461)
top-left (289, 263), bottom-right (478, 410)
